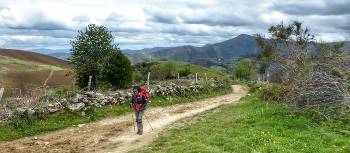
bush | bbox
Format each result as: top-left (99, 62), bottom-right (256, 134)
top-left (9, 110), bottom-right (48, 129)
top-left (260, 83), bottom-right (288, 102)
top-left (101, 51), bottom-right (133, 89)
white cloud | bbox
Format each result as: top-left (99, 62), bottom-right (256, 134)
top-left (0, 0), bottom-right (348, 51)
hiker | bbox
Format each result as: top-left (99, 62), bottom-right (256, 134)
top-left (130, 86), bottom-right (148, 135)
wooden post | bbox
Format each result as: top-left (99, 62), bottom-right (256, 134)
top-left (147, 72), bottom-right (150, 89)
top-left (88, 76), bottom-right (92, 91)
top-left (72, 78), bottom-right (76, 93)
top-left (177, 73), bottom-right (180, 80)
top-left (205, 73), bottom-right (207, 82)
top-left (43, 70), bottom-right (54, 87)
top-left (0, 88), bottom-right (4, 102)
top-left (195, 73), bottom-right (198, 83)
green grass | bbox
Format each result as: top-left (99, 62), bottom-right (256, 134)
top-left (159, 60), bottom-right (229, 80)
top-left (0, 86), bottom-right (231, 141)
top-left (133, 93), bottom-right (350, 153)
top-left (134, 60), bottom-right (230, 81)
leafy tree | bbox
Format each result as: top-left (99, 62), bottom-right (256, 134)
top-left (149, 62), bottom-right (176, 80)
top-left (234, 59), bottom-right (256, 80)
top-left (179, 65), bottom-right (191, 77)
top-left (255, 34), bottom-right (276, 81)
top-left (70, 24), bottom-right (132, 89)
top-left (101, 51), bottom-right (133, 88)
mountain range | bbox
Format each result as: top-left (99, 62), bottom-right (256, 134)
top-left (28, 34), bottom-right (350, 65)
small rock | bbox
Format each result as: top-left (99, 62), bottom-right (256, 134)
top-left (72, 94), bottom-right (83, 103)
top-left (67, 102), bottom-right (85, 111)
top-left (78, 124), bottom-right (85, 128)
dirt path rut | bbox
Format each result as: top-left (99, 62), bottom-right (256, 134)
top-left (0, 85), bottom-right (248, 153)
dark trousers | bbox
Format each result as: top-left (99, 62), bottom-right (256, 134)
top-left (135, 110), bottom-right (144, 133)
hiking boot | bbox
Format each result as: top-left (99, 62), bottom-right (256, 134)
top-left (137, 130), bottom-right (143, 135)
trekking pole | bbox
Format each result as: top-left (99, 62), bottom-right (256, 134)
top-left (130, 103), bottom-right (135, 131)
top-left (131, 113), bottom-right (135, 131)
top-left (143, 113), bottom-right (154, 131)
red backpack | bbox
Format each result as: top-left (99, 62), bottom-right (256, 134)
top-left (139, 87), bottom-right (150, 103)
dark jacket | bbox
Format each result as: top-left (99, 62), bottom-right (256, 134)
top-left (131, 94), bottom-right (147, 111)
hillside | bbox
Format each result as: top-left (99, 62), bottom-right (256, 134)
top-left (133, 60), bottom-right (229, 82)
top-left (0, 48), bottom-right (72, 97)
top-left (127, 34), bottom-right (259, 64)
top-left (0, 49), bottom-right (70, 68)
top-left (127, 34), bottom-right (350, 65)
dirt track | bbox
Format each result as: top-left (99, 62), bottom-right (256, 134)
top-left (0, 85), bottom-right (248, 153)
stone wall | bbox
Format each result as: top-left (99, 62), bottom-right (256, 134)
top-left (0, 82), bottom-right (225, 122)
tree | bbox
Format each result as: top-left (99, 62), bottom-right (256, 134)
top-left (258, 21), bottom-right (350, 118)
top-left (234, 59), bottom-right (256, 80)
top-left (70, 24), bottom-right (132, 89)
top-left (101, 51), bottom-right (133, 88)
top-left (255, 34), bottom-right (276, 81)
top-left (149, 62), bottom-right (176, 80)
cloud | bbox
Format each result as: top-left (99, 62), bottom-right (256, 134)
top-left (271, 0), bottom-right (350, 16)
top-left (0, 0), bottom-right (349, 51)
top-left (0, 5), bottom-right (67, 30)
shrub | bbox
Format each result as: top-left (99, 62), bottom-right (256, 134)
top-left (259, 83), bottom-right (288, 102)
top-left (9, 110), bottom-right (48, 129)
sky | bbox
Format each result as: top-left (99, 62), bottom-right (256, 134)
top-left (0, 0), bottom-right (349, 52)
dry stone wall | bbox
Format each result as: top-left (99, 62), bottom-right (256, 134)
top-left (0, 82), bottom-right (225, 122)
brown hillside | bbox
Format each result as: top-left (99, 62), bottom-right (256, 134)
top-left (0, 48), bottom-right (70, 68)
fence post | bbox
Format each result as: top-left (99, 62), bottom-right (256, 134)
top-left (88, 76), bottom-right (92, 91)
top-left (147, 72), bottom-right (150, 89)
top-left (0, 88), bottom-right (4, 102)
top-left (177, 73), bottom-right (180, 80)
top-left (195, 73), bottom-right (198, 83)
top-left (205, 73), bottom-right (207, 82)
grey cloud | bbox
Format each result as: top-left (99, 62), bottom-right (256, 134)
top-left (272, 0), bottom-right (350, 16)
top-left (151, 12), bottom-right (180, 24)
top-left (183, 14), bottom-right (251, 27)
top-left (0, 36), bottom-right (70, 50)
top-left (143, 8), bottom-right (180, 24)
top-left (8, 21), bottom-right (67, 30)
top-left (73, 15), bottom-right (90, 23)
top-left (0, 8), bottom-right (68, 30)
top-left (0, 28), bottom-right (75, 38)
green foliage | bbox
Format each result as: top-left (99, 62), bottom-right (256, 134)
top-left (255, 34), bottom-right (276, 79)
top-left (134, 94), bottom-right (350, 153)
top-left (149, 62), bottom-right (176, 80)
top-left (134, 61), bottom-right (229, 82)
top-left (101, 51), bottom-right (133, 88)
top-left (178, 65), bottom-right (191, 77)
top-left (9, 110), bottom-right (48, 130)
top-left (234, 59), bottom-right (256, 80)
top-left (70, 24), bottom-right (132, 89)
top-left (259, 83), bottom-right (288, 102)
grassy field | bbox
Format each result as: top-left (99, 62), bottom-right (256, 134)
top-left (134, 60), bottom-right (230, 82)
top-left (0, 86), bottom-right (231, 141)
top-left (134, 93), bottom-right (350, 153)
top-left (0, 53), bottom-right (72, 97)
top-left (163, 60), bottom-right (229, 79)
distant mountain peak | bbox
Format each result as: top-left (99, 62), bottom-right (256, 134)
top-left (236, 34), bottom-right (253, 38)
